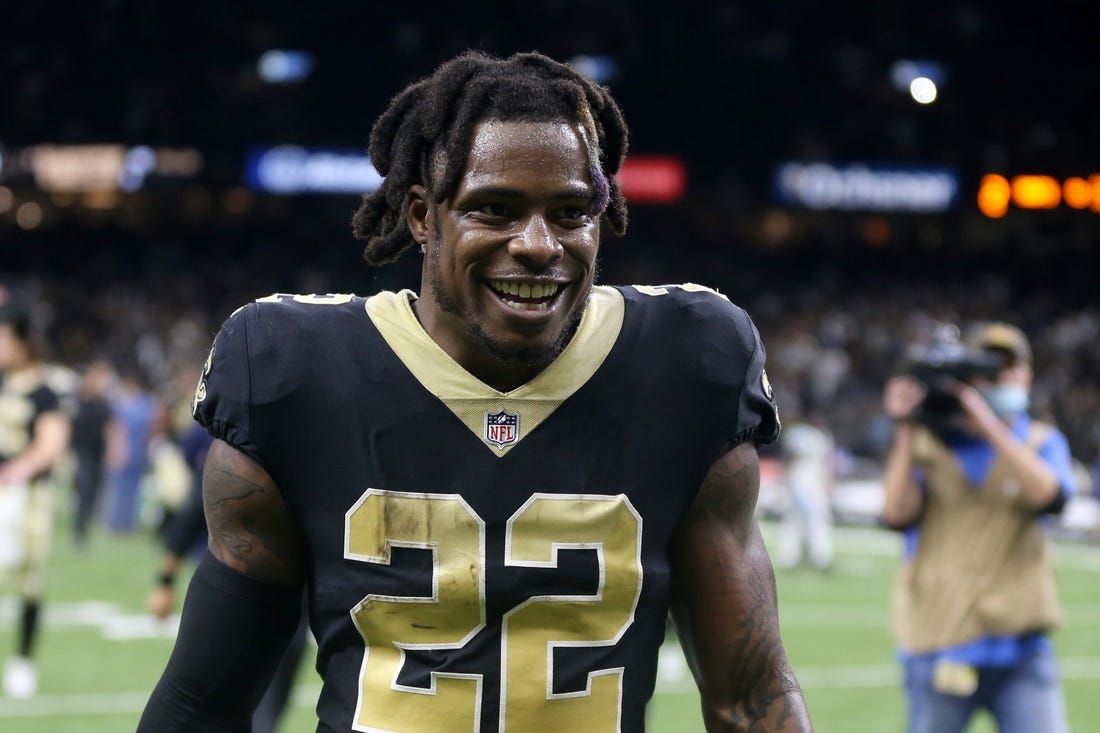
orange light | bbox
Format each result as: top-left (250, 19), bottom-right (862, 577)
top-left (1063, 177), bottom-right (1092, 209)
top-left (862, 217), bottom-right (890, 246)
top-left (977, 174), bottom-right (1011, 218)
top-left (1091, 175), bottom-right (1100, 213)
top-left (1011, 175), bottom-right (1061, 209)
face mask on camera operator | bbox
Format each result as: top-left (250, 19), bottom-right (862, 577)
top-left (973, 361), bottom-right (1031, 423)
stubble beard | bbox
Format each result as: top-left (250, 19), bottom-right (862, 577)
top-left (424, 233), bottom-right (596, 372)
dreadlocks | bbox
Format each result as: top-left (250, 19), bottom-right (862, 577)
top-left (351, 50), bottom-right (629, 266)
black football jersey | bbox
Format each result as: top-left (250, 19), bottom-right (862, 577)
top-left (194, 284), bottom-right (779, 733)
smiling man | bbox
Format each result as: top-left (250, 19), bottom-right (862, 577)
top-left (408, 118), bottom-right (601, 388)
top-left (139, 51), bottom-right (813, 733)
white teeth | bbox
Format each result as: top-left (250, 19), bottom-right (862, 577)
top-left (489, 280), bottom-right (559, 299)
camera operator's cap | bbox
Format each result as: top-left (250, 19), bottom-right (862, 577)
top-left (969, 322), bottom-right (1032, 366)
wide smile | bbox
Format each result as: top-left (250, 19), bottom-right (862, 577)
top-left (485, 279), bottom-right (567, 314)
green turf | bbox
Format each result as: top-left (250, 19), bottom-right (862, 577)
top-left (1, 501), bottom-right (1096, 732)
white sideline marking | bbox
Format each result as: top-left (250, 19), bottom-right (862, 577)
top-left (3, 653), bottom-right (1100, 718)
top-left (0, 599), bottom-right (179, 640)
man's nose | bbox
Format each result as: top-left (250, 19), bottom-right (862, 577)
top-left (507, 215), bottom-right (563, 266)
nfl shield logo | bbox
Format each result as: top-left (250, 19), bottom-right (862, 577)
top-left (484, 408), bottom-right (520, 448)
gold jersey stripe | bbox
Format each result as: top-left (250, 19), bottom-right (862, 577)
top-left (365, 287), bottom-right (625, 456)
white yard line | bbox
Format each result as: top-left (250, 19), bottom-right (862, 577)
top-left (4, 654), bottom-right (1100, 717)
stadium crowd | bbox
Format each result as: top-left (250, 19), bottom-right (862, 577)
top-left (3, 209), bottom-right (1098, 501)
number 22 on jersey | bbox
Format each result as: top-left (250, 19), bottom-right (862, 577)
top-left (345, 490), bottom-right (643, 732)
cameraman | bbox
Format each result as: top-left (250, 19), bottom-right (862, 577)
top-left (880, 322), bottom-right (1073, 733)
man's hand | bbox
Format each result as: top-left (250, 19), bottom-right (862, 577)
top-left (147, 585), bottom-right (175, 620)
top-left (883, 375), bottom-right (926, 421)
top-left (953, 382), bottom-right (1004, 437)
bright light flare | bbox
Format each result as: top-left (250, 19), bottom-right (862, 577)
top-left (909, 77), bottom-right (938, 104)
top-left (977, 174), bottom-right (1011, 218)
top-left (1012, 175), bottom-right (1061, 209)
top-left (1062, 177), bottom-right (1092, 209)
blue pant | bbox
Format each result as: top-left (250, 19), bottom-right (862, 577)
top-left (103, 464), bottom-right (145, 532)
top-left (904, 649), bottom-right (1069, 733)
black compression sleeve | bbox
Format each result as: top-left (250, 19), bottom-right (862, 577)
top-left (137, 551), bottom-right (304, 733)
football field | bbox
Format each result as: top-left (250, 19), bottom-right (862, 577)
top-left (1, 512), bottom-right (1097, 732)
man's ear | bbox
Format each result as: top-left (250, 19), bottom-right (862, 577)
top-left (406, 185), bottom-right (431, 245)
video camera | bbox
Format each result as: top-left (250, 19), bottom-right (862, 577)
top-left (903, 325), bottom-right (1005, 432)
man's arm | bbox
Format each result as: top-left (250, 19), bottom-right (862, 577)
top-left (953, 384), bottom-right (1061, 509)
top-left (879, 376), bottom-right (925, 529)
top-left (137, 440), bottom-right (306, 732)
top-left (201, 439), bottom-right (306, 583)
top-left (669, 441), bottom-right (813, 733)
top-left (0, 410), bottom-right (69, 485)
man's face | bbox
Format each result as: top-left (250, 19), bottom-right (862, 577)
top-left (409, 119), bottom-right (601, 388)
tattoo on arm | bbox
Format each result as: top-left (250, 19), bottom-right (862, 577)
top-left (671, 442), bottom-right (814, 732)
top-left (202, 440), bottom-right (306, 585)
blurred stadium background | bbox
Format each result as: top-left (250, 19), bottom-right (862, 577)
top-left (1, 2), bottom-right (1098, 731)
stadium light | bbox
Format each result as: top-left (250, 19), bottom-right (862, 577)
top-left (891, 59), bottom-right (946, 104)
top-left (978, 172), bottom-right (1100, 216)
top-left (909, 77), bottom-right (938, 104)
top-left (567, 54), bottom-right (619, 84)
top-left (1062, 177), bottom-right (1092, 209)
top-left (977, 174), bottom-right (1011, 218)
top-left (1011, 175), bottom-right (1062, 209)
top-left (258, 50), bottom-right (314, 84)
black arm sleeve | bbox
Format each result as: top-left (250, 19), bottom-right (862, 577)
top-left (137, 552), bottom-right (304, 733)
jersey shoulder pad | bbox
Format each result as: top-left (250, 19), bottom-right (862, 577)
top-left (192, 292), bottom-right (366, 458)
top-left (620, 283), bottom-right (780, 446)
top-left (620, 282), bottom-right (757, 359)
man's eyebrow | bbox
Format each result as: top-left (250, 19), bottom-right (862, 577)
top-left (460, 186), bottom-right (524, 199)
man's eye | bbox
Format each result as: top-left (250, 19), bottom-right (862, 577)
top-left (476, 203), bottom-right (512, 218)
top-left (558, 207), bottom-right (591, 225)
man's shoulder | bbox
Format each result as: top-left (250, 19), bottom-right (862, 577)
top-left (613, 282), bottom-right (759, 346)
top-left (233, 292), bottom-right (370, 324)
top-left (218, 292), bottom-right (375, 349)
top-left (201, 292), bottom-right (380, 405)
top-left (4, 367), bottom-right (62, 400)
top-left (615, 282), bottom-right (739, 311)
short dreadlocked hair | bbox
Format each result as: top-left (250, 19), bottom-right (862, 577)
top-left (351, 50), bottom-right (629, 266)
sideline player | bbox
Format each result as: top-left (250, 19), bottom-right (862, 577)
top-left (0, 303), bottom-right (72, 698)
top-left (139, 50), bottom-right (813, 732)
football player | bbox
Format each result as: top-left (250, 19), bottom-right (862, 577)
top-left (139, 51), bottom-right (813, 732)
top-left (0, 303), bottom-right (72, 699)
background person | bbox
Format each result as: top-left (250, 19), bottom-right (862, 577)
top-left (70, 358), bottom-right (117, 548)
top-left (880, 322), bottom-right (1074, 733)
top-left (777, 399), bottom-right (836, 572)
top-left (0, 303), bottom-right (72, 699)
top-left (102, 366), bottom-right (160, 534)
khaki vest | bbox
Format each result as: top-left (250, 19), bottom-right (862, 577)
top-left (892, 423), bottom-right (1063, 653)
